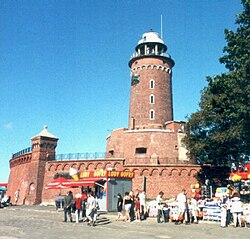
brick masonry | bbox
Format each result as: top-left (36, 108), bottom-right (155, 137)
top-left (7, 31), bottom-right (201, 204)
top-left (7, 123), bottom-right (200, 205)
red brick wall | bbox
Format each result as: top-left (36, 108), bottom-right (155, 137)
top-left (8, 150), bottom-right (200, 205)
top-left (131, 165), bottom-right (200, 199)
top-left (106, 127), bottom-right (191, 165)
top-left (7, 153), bottom-right (32, 205)
top-left (41, 160), bottom-right (200, 203)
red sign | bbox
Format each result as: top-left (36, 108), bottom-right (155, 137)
top-left (79, 170), bottom-right (134, 179)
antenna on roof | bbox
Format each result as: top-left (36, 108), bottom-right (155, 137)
top-left (160, 15), bottom-right (163, 40)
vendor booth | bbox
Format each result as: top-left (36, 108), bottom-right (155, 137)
top-left (77, 170), bottom-right (134, 211)
top-left (45, 170), bottom-right (134, 211)
top-left (230, 163), bottom-right (250, 203)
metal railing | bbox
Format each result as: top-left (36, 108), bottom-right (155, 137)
top-left (130, 51), bottom-right (172, 59)
top-left (55, 152), bottom-right (106, 161)
top-left (12, 147), bottom-right (32, 158)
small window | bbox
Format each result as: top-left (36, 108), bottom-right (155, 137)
top-left (150, 94), bottom-right (155, 104)
top-left (150, 109), bottom-right (155, 120)
top-left (131, 74), bottom-right (140, 86)
top-left (135, 147), bottom-right (147, 154)
top-left (109, 150), bottom-right (114, 156)
top-left (150, 79), bottom-right (154, 89)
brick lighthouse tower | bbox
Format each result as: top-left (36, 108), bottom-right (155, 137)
top-left (128, 30), bottom-right (175, 130)
top-left (106, 30), bottom-right (192, 165)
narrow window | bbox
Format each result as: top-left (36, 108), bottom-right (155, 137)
top-left (150, 109), bottom-right (155, 120)
top-left (135, 147), bottom-right (147, 154)
top-left (150, 79), bottom-right (154, 89)
top-left (150, 94), bottom-right (155, 104)
top-left (109, 150), bottom-right (114, 156)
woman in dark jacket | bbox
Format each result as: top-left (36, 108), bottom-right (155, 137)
top-left (116, 193), bottom-right (123, 220)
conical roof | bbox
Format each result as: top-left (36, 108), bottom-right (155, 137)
top-left (32, 125), bottom-right (58, 139)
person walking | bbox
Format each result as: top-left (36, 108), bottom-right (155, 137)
top-left (138, 191), bottom-right (146, 220)
top-left (63, 191), bottom-right (74, 222)
top-left (175, 189), bottom-right (187, 224)
top-left (81, 191), bottom-right (87, 222)
top-left (75, 193), bottom-right (82, 223)
top-left (123, 192), bottom-right (132, 222)
top-left (129, 191), bottom-right (135, 221)
top-left (135, 197), bottom-right (141, 221)
top-left (86, 192), bottom-right (96, 226)
top-left (190, 197), bottom-right (198, 224)
top-left (93, 194), bottom-right (99, 226)
top-left (116, 193), bottom-right (123, 221)
top-left (156, 191), bottom-right (165, 223)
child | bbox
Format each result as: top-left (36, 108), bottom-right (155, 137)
top-left (135, 197), bottom-right (141, 221)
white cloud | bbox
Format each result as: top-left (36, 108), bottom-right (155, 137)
top-left (4, 122), bottom-right (13, 129)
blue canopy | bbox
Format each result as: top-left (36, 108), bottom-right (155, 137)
top-left (0, 186), bottom-right (7, 191)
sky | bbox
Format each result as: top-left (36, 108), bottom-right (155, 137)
top-left (0, 0), bottom-right (243, 182)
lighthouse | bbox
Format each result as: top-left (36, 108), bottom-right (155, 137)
top-left (106, 30), bottom-right (192, 165)
top-left (128, 30), bottom-right (175, 130)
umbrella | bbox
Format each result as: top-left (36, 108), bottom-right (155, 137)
top-left (44, 177), bottom-right (71, 189)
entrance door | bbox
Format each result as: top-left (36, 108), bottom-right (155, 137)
top-left (107, 178), bottom-right (132, 211)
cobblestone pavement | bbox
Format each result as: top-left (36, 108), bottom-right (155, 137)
top-left (0, 206), bottom-right (249, 239)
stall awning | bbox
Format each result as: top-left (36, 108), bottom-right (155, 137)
top-left (64, 178), bottom-right (104, 187)
top-left (0, 183), bottom-right (7, 187)
top-left (44, 177), bottom-right (72, 190)
top-left (45, 177), bottom-right (105, 189)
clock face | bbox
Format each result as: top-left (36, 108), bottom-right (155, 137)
top-left (131, 74), bottom-right (140, 86)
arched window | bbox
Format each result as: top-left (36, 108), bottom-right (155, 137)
top-left (150, 109), bottom-right (155, 120)
top-left (150, 79), bottom-right (154, 89)
top-left (150, 94), bottom-right (155, 104)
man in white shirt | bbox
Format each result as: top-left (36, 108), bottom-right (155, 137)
top-left (86, 192), bottom-right (96, 226)
top-left (176, 189), bottom-right (188, 224)
top-left (156, 191), bottom-right (165, 223)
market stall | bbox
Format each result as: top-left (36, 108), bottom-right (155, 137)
top-left (45, 169), bottom-right (134, 211)
top-left (230, 163), bottom-right (250, 203)
top-left (77, 170), bottom-right (134, 211)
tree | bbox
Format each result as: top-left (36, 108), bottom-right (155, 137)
top-left (184, 0), bottom-right (250, 167)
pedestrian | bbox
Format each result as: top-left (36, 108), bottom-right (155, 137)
top-left (229, 191), bottom-right (243, 227)
top-left (175, 189), bottom-right (187, 224)
top-left (190, 197), bottom-right (198, 224)
top-left (14, 189), bottom-right (20, 205)
top-left (63, 191), bottom-right (73, 222)
top-left (86, 192), bottom-right (96, 226)
top-left (129, 191), bottom-right (135, 221)
top-left (135, 197), bottom-right (141, 221)
top-left (93, 194), bottom-right (99, 226)
top-left (75, 192), bottom-right (82, 223)
top-left (162, 203), bottom-right (170, 223)
top-left (138, 191), bottom-right (146, 220)
top-left (123, 192), bottom-right (132, 222)
top-left (81, 191), bottom-right (87, 222)
top-left (116, 193), bottom-right (123, 221)
top-left (156, 191), bottom-right (165, 223)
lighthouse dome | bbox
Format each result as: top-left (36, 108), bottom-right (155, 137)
top-left (138, 30), bottom-right (164, 45)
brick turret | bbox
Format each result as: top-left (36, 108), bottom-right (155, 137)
top-left (27, 126), bottom-right (58, 204)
